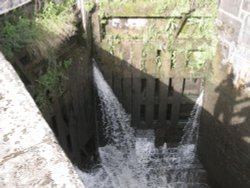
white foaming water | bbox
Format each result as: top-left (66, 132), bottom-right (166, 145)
top-left (76, 62), bottom-right (208, 188)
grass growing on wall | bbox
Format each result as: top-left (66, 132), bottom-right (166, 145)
top-left (0, 0), bottom-right (77, 59)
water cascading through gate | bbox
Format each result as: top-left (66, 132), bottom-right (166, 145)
top-left (76, 61), bottom-right (208, 188)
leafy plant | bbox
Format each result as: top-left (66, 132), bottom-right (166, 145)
top-left (0, 0), bottom-right (76, 59)
top-left (170, 50), bottom-right (177, 69)
top-left (98, 0), bottom-right (218, 75)
top-left (34, 0), bottom-right (76, 57)
top-left (106, 34), bottom-right (121, 54)
top-left (35, 57), bottom-right (72, 111)
top-left (0, 19), bottom-right (35, 58)
top-left (84, 0), bottom-right (95, 13)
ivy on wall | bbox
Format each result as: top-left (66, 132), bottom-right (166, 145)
top-left (97, 0), bottom-right (218, 76)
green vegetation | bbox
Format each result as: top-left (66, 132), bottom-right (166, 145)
top-left (84, 0), bottom-right (95, 13)
top-left (170, 50), bottom-right (177, 69)
top-left (34, 0), bottom-right (77, 57)
top-left (0, 0), bottom-right (78, 111)
top-left (0, 0), bottom-right (76, 59)
top-left (0, 19), bottom-right (36, 58)
top-left (100, 0), bottom-right (218, 75)
top-left (106, 34), bottom-right (121, 55)
top-left (35, 57), bottom-right (72, 111)
top-left (98, 0), bottom-right (190, 17)
top-left (98, 0), bottom-right (217, 17)
top-left (186, 50), bottom-right (207, 73)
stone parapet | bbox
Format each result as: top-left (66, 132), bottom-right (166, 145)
top-left (0, 52), bottom-right (84, 187)
top-left (0, 0), bottom-right (31, 15)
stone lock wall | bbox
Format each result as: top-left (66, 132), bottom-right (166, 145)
top-left (198, 0), bottom-right (250, 188)
top-left (0, 52), bottom-right (85, 187)
top-left (16, 39), bottom-right (98, 170)
top-left (0, 1), bottom-right (98, 170)
top-left (91, 0), bottom-right (217, 145)
top-left (0, 0), bottom-right (32, 15)
top-left (218, 0), bottom-right (250, 91)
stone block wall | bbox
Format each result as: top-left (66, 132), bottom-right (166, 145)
top-left (199, 63), bottom-right (250, 188)
top-left (217, 0), bottom-right (250, 92)
top-left (198, 1), bottom-right (250, 188)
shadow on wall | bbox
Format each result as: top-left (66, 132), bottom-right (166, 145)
top-left (93, 45), bottom-right (250, 188)
top-left (93, 45), bottom-right (204, 147)
top-left (4, 9), bottom-right (250, 185)
top-left (1, 20), bottom-right (98, 170)
top-left (46, 45), bottom-right (98, 170)
top-left (198, 63), bottom-right (250, 188)
top-left (0, 2), bottom-right (98, 170)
